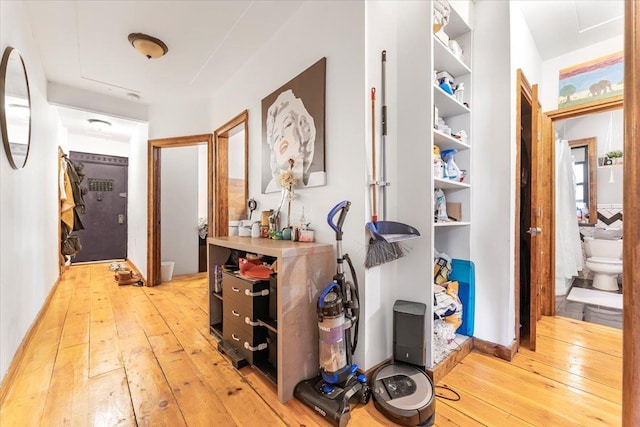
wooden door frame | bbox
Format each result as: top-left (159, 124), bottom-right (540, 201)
top-left (214, 110), bottom-right (249, 238)
top-left (623, 1), bottom-right (639, 424)
top-left (515, 69), bottom-right (539, 351)
top-left (147, 134), bottom-right (213, 287)
top-left (542, 97), bottom-right (622, 314)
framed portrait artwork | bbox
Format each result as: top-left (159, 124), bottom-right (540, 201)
top-left (261, 57), bottom-right (326, 193)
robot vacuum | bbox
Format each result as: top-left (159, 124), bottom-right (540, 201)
top-left (371, 363), bottom-right (435, 426)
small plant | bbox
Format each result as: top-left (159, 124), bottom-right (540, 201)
top-left (606, 150), bottom-right (623, 158)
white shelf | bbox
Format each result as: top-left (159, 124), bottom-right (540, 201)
top-left (442, 6), bottom-right (471, 38)
top-left (434, 84), bottom-right (469, 118)
top-left (434, 36), bottom-right (471, 78)
top-left (434, 177), bottom-right (470, 190)
top-left (434, 221), bottom-right (471, 227)
top-left (433, 129), bottom-right (470, 151)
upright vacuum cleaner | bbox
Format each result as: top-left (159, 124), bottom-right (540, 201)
top-left (294, 200), bottom-right (371, 427)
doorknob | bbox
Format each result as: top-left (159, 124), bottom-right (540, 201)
top-left (527, 227), bottom-right (542, 236)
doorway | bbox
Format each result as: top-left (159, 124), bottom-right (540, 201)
top-left (70, 151), bottom-right (128, 263)
top-left (147, 134), bottom-right (213, 287)
top-left (515, 69), bottom-right (542, 351)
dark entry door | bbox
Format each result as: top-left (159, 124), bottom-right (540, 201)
top-left (70, 151), bottom-right (128, 263)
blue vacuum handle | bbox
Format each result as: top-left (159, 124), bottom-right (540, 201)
top-left (327, 200), bottom-right (350, 239)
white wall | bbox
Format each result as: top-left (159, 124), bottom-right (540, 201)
top-left (127, 123), bottom-right (148, 275)
top-left (511, 2), bottom-right (543, 88)
top-left (66, 133), bottom-right (130, 157)
top-left (471, 0), bottom-right (515, 346)
top-left (363, 0), bottom-right (399, 370)
top-left (540, 35), bottom-right (623, 112)
top-left (558, 109), bottom-right (624, 205)
top-left (0, 1), bottom-right (61, 381)
top-left (149, 0), bottom-right (369, 365)
top-left (160, 146), bottom-right (199, 276)
top-left (197, 144), bottom-right (208, 220)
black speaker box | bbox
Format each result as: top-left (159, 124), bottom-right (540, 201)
top-left (393, 300), bottom-right (427, 367)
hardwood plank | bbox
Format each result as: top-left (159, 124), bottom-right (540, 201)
top-left (241, 367), bottom-right (326, 427)
top-left (510, 350), bottom-right (621, 405)
top-left (523, 335), bottom-right (622, 389)
top-left (40, 343), bottom-right (89, 426)
top-left (60, 311), bottom-right (90, 349)
top-left (434, 384), bottom-right (534, 426)
top-left (124, 290), bottom-right (183, 354)
top-left (119, 331), bottom-right (186, 426)
top-left (0, 265), bottom-right (624, 427)
top-left (144, 285), bottom-right (286, 426)
top-left (88, 272), bottom-right (122, 377)
top-left (155, 350), bottom-right (238, 426)
top-left (538, 316), bottom-right (622, 358)
top-left (449, 352), bottom-right (620, 426)
top-left (87, 368), bottom-right (135, 426)
top-left (434, 401), bottom-right (485, 427)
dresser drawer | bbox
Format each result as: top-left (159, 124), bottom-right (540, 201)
top-left (223, 272), bottom-right (269, 321)
top-left (223, 304), bottom-right (260, 335)
top-left (223, 319), bottom-right (268, 364)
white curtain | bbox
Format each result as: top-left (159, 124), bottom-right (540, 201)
top-left (555, 140), bottom-right (583, 280)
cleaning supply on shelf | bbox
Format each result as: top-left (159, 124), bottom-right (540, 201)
top-left (433, 145), bottom-right (444, 178)
top-left (441, 148), bottom-right (461, 180)
top-left (434, 189), bottom-right (449, 222)
top-left (455, 83), bottom-right (464, 103)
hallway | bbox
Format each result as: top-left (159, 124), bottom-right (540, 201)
top-left (0, 264), bottom-right (621, 426)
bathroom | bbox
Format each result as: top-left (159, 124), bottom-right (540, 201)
top-left (555, 108), bottom-right (624, 328)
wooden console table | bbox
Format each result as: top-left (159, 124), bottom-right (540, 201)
top-left (207, 236), bottom-right (334, 402)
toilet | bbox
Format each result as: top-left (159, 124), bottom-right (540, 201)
top-left (583, 236), bottom-right (623, 291)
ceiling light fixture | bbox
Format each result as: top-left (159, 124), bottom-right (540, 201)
top-left (88, 118), bottom-right (112, 132)
top-left (128, 33), bottom-right (169, 59)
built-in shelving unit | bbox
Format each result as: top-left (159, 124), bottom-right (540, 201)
top-left (430, 2), bottom-right (474, 370)
top-left (395, 0), bottom-right (475, 380)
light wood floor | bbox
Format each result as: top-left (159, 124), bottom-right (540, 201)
top-left (0, 264), bottom-right (622, 426)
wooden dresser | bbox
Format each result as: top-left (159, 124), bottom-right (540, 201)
top-left (207, 236), bottom-right (333, 403)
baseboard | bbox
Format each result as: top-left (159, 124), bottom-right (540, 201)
top-left (0, 277), bottom-right (62, 404)
top-left (126, 258), bottom-right (147, 286)
top-left (473, 337), bottom-right (518, 361)
top-left (426, 335), bottom-right (474, 383)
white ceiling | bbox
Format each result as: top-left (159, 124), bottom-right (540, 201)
top-left (26, 1), bottom-right (303, 104)
top-left (25, 1), bottom-right (303, 142)
top-left (518, 0), bottom-right (624, 60)
top-left (56, 105), bottom-right (140, 142)
top-left (26, 1), bottom-right (624, 141)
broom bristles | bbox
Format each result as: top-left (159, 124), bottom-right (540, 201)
top-left (365, 238), bottom-right (404, 268)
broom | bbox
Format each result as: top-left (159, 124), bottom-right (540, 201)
top-left (366, 87), bottom-right (403, 268)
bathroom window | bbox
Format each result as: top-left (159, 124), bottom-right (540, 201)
top-left (569, 138), bottom-right (597, 224)
top-left (572, 148), bottom-right (587, 207)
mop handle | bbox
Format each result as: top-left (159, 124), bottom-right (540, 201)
top-left (371, 87), bottom-right (378, 222)
top-left (381, 50), bottom-right (388, 220)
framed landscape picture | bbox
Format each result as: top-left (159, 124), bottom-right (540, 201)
top-left (558, 51), bottom-right (623, 109)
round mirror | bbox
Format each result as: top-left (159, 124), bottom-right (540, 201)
top-left (0, 47), bottom-right (31, 170)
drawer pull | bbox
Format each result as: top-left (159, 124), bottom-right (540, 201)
top-left (232, 310), bottom-right (241, 317)
top-left (231, 333), bottom-right (241, 341)
top-left (244, 317), bottom-right (260, 327)
top-left (245, 289), bottom-right (269, 297)
top-left (244, 342), bottom-right (268, 352)
top-left (231, 287), bottom-right (241, 293)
